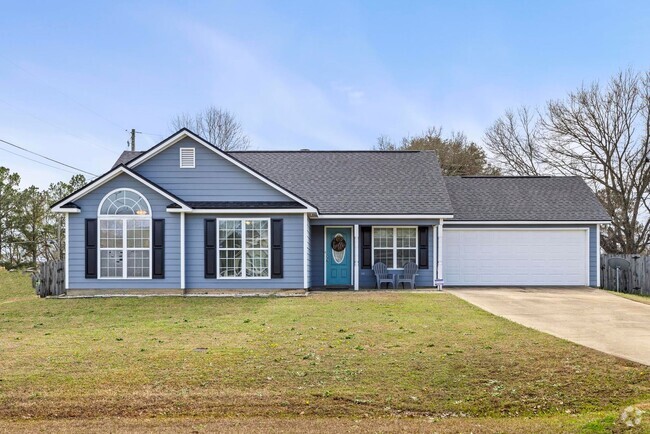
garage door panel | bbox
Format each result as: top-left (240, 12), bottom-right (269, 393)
top-left (443, 229), bottom-right (588, 286)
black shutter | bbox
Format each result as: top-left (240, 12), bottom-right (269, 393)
top-left (152, 219), bottom-right (165, 279)
top-left (360, 226), bottom-right (372, 269)
top-left (271, 219), bottom-right (283, 278)
top-left (204, 219), bottom-right (216, 278)
top-left (85, 219), bottom-right (97, 278)
top-left (418, 226), bottom-right (429, 269)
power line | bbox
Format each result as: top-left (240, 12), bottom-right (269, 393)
top-left (0, 145), bottom-right (79, 175)
top-left (0, 138), bottom-right (98, 177)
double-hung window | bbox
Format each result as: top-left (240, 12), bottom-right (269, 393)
top-left (218, 219), bottom-right (270, 278)
top-left (372, 227), bottom-right (417, 268)
top-left (98, 189), bottom-right (151, 279)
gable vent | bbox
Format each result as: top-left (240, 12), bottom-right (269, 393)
top-left (179, 148), bottom-right (195, 168)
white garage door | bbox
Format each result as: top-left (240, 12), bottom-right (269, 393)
top-left (443, 228), bottom-right (589, 286)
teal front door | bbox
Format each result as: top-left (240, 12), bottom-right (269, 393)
top-left (326, 227), bottom-right (352, 286)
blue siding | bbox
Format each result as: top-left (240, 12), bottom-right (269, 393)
top-left (444, 224), bottom-right (598, 286)
top-left (311, 220), bottom-right (439, 289)
top-left (68, 173), bottom-right (181, 289)
top-left (185, 214), bottom-right (305, 289)
top-left (133, 137), bottom-right (292, 202)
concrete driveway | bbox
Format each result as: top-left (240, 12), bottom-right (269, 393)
top-left (448, 287), bottom-right (650, 366)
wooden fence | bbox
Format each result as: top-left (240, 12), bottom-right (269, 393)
top-left (601, 254), bottom-right (650, 295)
top-left (34, 260), bottom-right (65, 297)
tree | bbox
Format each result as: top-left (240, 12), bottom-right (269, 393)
top-left (485, 70), bottom-right (650, 254)
top-left (484, 107), bottom-right (544, 176)
top-left (376, 127), bottom-right (500, 176)
top-left (45, 174), bottom-right (87, 261)
top-left (170, 106), bottom-right (251, 151)
top-left (0, 167), bottom-right (21, 266)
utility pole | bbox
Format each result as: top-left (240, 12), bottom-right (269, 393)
top-left (130, 128), bottom-right (136, 151)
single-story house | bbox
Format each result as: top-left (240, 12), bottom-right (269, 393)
top-left (51, 129), bottom-right (611, 294)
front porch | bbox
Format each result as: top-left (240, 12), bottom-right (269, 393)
top-left (309, 219), bottom-right (444, 290)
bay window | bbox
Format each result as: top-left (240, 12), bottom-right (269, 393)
top-left (218, 218), bottom-right (270, 278)
top-left (98, 189), bottom-right (151, 279)
top-left (372, 227), bottom-right (417, 268)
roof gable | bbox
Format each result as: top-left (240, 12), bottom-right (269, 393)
top-left (125, 129), bottom-right (317, 211)
top-left (51, 165), bottom-right (191, 212)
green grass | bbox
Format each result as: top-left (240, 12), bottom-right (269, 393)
top-left (1, 269), bottom-right (649, 432)
top-left (613, 291), bottom-right (650, 306)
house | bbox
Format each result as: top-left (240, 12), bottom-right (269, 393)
top-left (51, 129), bottom-right (611, 295)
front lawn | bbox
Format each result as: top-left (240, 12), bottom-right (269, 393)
top-left (1, 269), bottom-right (648, 432)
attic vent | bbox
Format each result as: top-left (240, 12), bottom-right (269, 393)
top-left (179, 148), bottom-right (195, 168)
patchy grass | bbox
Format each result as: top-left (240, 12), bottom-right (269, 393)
top-left (613, 291), bottom-right (650, 306)
top-left (1, 269), bottom-right (649, 432)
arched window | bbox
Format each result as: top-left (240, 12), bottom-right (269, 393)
top-left (98, 189), bottom-right (151, 279)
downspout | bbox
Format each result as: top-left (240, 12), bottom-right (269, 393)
top-left (180, 212), bottom-right (186, 294)
top-left (437, 219), bottom-right (444, 290)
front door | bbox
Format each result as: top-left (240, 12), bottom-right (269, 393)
top-left (326, 227), bottom-right (352, 286)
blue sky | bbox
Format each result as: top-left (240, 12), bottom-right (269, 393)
top-left (1, 0), bottom-right (649, 188)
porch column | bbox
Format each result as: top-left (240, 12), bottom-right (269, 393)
top-left (64, 213), bottom-right (69, 290)
top-left (354, 224), bottom-right (359, 291)
top-left (437, 219), bottom-right (444, 290)
top-left (180, 212), bottom-right (186, 291)
top-left (303, 213), bottom-right (309, 289)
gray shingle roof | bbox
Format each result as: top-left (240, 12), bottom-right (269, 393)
top-left (444, 176), bottom-right (610, 221)
top-left (231, 151), bottom-right (454, 215)
top-left (112, 151), bottom-right (144, 168)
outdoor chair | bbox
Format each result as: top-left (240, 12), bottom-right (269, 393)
top-left (372, 262), bottom-right (395, 289)
top-left (396, 262), bottom-right (418, 289)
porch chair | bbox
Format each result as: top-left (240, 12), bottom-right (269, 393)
top-left (372, 262), bottom-right (395, 289)
top-left (396, 262), bottom-right (418, 289)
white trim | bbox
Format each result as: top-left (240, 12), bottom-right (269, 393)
top-left (432, 224), bottom-right (436, 288)
top-left (97, 188), bottom-right (153, 280)
top-left (180, 212), bottom-right (186, 290)
top-left (55, 208), bottom-right (81, 214)
top-left (179, 147), bottom-right (196, 168)
top-left (585, 228), bottom-right (590, 286)
top-left (215, 218), bottom-right (271, 280)
top-left (443, 226), bottom-right (590, 287)
top-left (303, 213), bottom-right (309, 289)
top-left (317, 214), bottom-right (453, 220)
top-left (444, 227), bottom-right (592, 232)
top-left (596, 224), bottom-right (601, 287)
top-left (445, 220), bottom-right (610, 225)
top-left (64, 213), bottom-right (69, 290)
top-left (97, 188), bottom-right (152, 217)
top-left (126, 130), bottom-right (318, 213)
top-left (371, 226), bottom-right (418, 269)
top-left (51, 165), bottom-right (191, 212)
top-left (354, 224), bottom-right (359, 291)
top-left (437, 220), bottom-right (443, 289)
top-left (167, 208), bottom-right (309, 214)
top-left (323, 226), bottom-right (354, 286)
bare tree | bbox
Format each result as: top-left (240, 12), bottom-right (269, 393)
top-left (484, 107), bottom-right (544, 175)
top-left (376, 127), bottom-right (500, 176)
top-left (170, 106), bottom-right (250, 151)
top-left (486, 70), bottom-right (650, 254)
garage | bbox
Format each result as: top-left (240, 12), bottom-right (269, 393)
top-left (443, 228), bottom-right (589, 286)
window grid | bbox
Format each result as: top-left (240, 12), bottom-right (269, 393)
top-left (98, 189), bottom-right (151, 279)
top-left (217, 218), bottom-right (270, 279)
top-left (372, 227), bottom-right (418, 269)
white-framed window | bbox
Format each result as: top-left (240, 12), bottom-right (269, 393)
top-left (98, 188), bottom-right (152, 279)
top-left (217, 218), bottom-right (270, 278)
top-left (372, 227), bottom-right (418, 269)
top-left (179, 147), bottom-right (195, 168)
